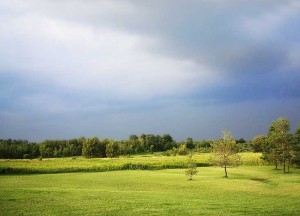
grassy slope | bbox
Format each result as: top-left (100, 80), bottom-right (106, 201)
top-left (0, 166), bottom-right (299, 215)
top-left (0, 153), bottom-right (268, 174)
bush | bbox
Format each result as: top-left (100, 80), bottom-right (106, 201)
top-left (177, 144), bottom-right (188, 155)
top-left (162, 151), bottom-right (171, 156)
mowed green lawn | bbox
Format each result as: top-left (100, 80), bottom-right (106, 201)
top-left (1, 166), bottom-right (300, 215)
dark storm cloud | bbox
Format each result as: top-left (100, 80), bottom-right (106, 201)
top-left (121, 0), bottom-right (299, 106)
top-left (0, 0), bottom-right (300, 141)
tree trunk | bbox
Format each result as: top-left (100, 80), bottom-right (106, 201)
top-left (283, 161), bottom-right (286, 173)
top-left (224, 165), bottom-right (228, 178)
top-left (275, 162), bottom-right (278, 170)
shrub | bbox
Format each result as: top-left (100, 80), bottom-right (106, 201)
top-left (177, 144), bottom-right (188, 155)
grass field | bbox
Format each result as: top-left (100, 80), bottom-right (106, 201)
top-left (0, 166), bottom-right (299, 215)
top-left (0, 152), bottom-right (268, 174)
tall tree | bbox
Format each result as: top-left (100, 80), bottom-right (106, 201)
top-left (210, 131), bottom-right (241, 178)
top-left (82, 137), bottom-right (101, 158)
top-left (266, 117), bottom-right (292, 173)
top-left (292, 126), bottom-right (300, 168)
top-left (162, 134), bottom-right (174, 151)
top-left (106, 140), bottom-right (119, 158)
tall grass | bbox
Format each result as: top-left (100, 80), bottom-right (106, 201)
top-left (239, 152), bottom-right (269, 166)
top-left (0, 152), bottom-right (268, 174)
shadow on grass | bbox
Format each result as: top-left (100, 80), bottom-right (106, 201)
top-left (250, 177), bottom-right (269, 183)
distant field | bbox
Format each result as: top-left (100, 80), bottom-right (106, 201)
top-left (0, 152), bottom-right (268, 174)
top-left (0, 166), bottom-right (299, 215)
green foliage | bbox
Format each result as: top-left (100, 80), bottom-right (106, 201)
top-left (1, 134), bottom-right (179, 159)
top-left (0, 139), bottom-right (39, 159)
top-left (82, 137), bottom-right (101, 158)
top-left (186, 138), bottom-right (195, 149)
top-left (39, 138), bottom-right (84, 158)
top-left (292, 126), bottom-right (300, 168)
top-left (237, 141), bottom-right (253, 152)
top-left (252, 135), bottom-right (266, 152)
top-left (210, 131), bottom-right (241, 178)
top-left (106, 140), bottom-right (119, 158)
top-left (194, 140), bottom-right (212, 153)
top-left (177, 144), bottom-right (188, 155)
top-left (264, 117), bottom-right (292, 172)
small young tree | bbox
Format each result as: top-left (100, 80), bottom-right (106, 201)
top-left (210, 131), bottom-right (241, 178)
top-left (185, 152), bottom-right (198, 180)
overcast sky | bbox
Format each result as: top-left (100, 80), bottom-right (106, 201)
top-left (1, 0), bottom-right (300, 142)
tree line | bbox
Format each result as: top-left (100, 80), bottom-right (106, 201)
top-left (0, 134), bottom-right (187, 159)
top-left (1, 117), bottom-right (299, 171)
top-left (0, 134), bottom-right (248, 159)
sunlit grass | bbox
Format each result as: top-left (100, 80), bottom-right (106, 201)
top-left (0, 166), bottom-right (299, 215)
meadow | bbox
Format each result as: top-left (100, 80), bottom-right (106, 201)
top-left (1, 152), bottom-right (299, 215)
top-left (0, 166), bottom-right (300, 215)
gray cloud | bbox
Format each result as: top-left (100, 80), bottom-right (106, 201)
top-left (0, 0), bottom-right (300, 141)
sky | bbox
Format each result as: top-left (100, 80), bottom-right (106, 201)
top-left (0, 0), bottom-right (300, 142)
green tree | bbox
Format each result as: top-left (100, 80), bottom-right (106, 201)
top-left (106, 140), bottom-right (119, 158)
top-left (186, 138), bottom-right (195, 149)
top-left (99, 138), bottom-right (108, 158)
top-left (129, 135), bottom-right (138, 141)
top-left (292, 126), bottom-right (300, 168)
top-left (266, 117), bottom-right (292, 173)
top-left (162, 134), bottom-right (174, 151)
top-left (252, 135), bottom-right (266, 152)
top-left (185, 152), bottom-right (198, 180)
top-left (210, 131), bottom-right (241, 178)
top-left (82, 137), bottom-right (101, 158)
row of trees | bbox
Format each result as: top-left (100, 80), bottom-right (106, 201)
top-left (252, 117), bottom-right (300, 172)
top-left (0, 139), bottom-right (40, 159)
top-left (0, 135), bottom-right (249, 159)
top-left (1, 117), bottom-right (299, 170)
top-left (0, 134), bottom-right (181, 159)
